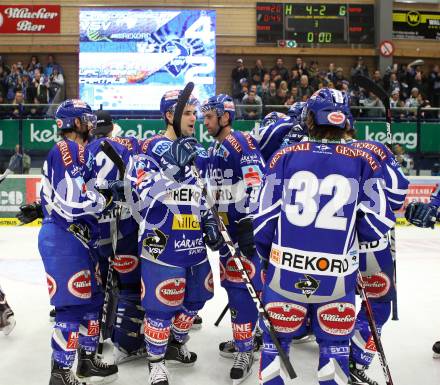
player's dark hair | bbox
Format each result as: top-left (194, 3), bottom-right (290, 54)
top-left (306, 111), bottom-right (350, 140)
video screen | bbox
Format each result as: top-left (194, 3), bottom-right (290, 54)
top-left (79, 9), bottom-right (216, 111)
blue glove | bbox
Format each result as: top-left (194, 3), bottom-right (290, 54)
top-left (201, 211), bottom-right (224, 251)
top-left (405, 201), bottom-right (438, 228)
top-left (160, 137), bottom-right (198, 182)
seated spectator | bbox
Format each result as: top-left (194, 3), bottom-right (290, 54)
top-left (308, 60), bottom-right (319, 80)
top-left (372, 70), bottom-right (384, 89)
top-left (263, 81), bottom-right (281, 114)
top-left (290, 86), bottom-right (301, 103)
top-left (250, 59), bottom-right (267, 85)
top-left (48, 65), bottom-right (64, 101)
top-left (298, 75), bottom-right (313, 100)
top-left (284, 94), bottom-right (295, 107)
top-left (270, 58), bottom-right (289, 83)
top-left (44, 54), bottom-right (63, 77)
top-left (231, 58), bottom-right (249, 101)
top-left (390, 89), bottom-right (405, 121)
top-left (405, 87), bottom-right (422, 118)
top-left (393, 143), bottom-right (413, 175)
top-left (311, 71), bottom-right (329, 90)
top-left (387, 72), bottom-right (401, 95)
top-left (327, 62), bottom-right (337, 83)
top-left (293, 57), bottom-right (309, 77)
top-left (257, 73), bottom-right (270, 97)
top-left (11, 90), bottom-right (28, 118)
top-left (334, 67), bottom-right (347, 83)
top-left (241, 90), bottom-right (262, 120)
top-left (26, 55), bottom-right (41, 78)
top-left (288, 69), bottom-right (300, 90)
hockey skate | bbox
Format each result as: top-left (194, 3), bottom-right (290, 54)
top-left (0, 300), bottom-right (16, 335)
top-left (49, 361), bottom-right (85, 385)
top-left (113, 345), bottom-right (148, 365)
top-left (349, 359), bottom-right (378, 385)
top-left (76, 348), bottom-right (118, 384)
top-left (230, 351), bottom-right (254, 385)
top-left (50, 308), bottom-right (56, 322)
top-left (164, 336), bottom-right (197, 367)
top-left (433, 341), bottom-right (440, 358)
top-left (219, 334), bottom-right (263, 359)
top-left (190, 314), bottom-right (203, 330)
top-left (148, 358), bottom-right (169, 385)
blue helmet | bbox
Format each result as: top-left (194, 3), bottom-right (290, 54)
top-left (261, 111), bottom-right (287, 127)
top-left (287, 102), bottom-right (306, 123)
top-left (201, 94), bottom-right (235, 122)
top-left (160, 89), bottom-right (198, 116)
top-left (55, 99), bottom-right (96, 131)
top-left (306, 88), bottom-right (347, 129)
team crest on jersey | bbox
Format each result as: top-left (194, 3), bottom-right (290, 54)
top-left (155, 278), bottom-right (186, 306)
top-left (68, 270), bottom-right (92, 299)
top-left (295, 274), bottom-right (320, 298)
top-left (315, 144), bottom-right (332, 153)
top-left (265, 302), bottom-right (307, 333)
top-left (317, 302), bottom-right (356, 336)
top-left (143, 229), bottom-right (169, 259)
top-left (114, 254), bottom-right (139, 274)
top-left (225, 257), bottom-right (256, 283)
top-left (46, 273), bottom-right (57, 299)
top-left (362, 272), bottom-right (390, 298)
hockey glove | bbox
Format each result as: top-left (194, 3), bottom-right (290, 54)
top-left (160, 137), bottom-right (198, 182)
top-left (236, 216), bottom-right (256, 258)
top-left (201, 211), bottom-right (224, 251)
top-left (405, 201), bottom-right (438, 228)
top-left (98, 180), bottom-right (126, 208)
top-left (16, 202), bottom-right (43, 224)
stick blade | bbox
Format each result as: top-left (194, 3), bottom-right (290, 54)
top-left (173, 82), bottom-right (195, 138)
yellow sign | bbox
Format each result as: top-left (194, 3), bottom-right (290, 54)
top-left (172, 214), bottom-right (200, 230)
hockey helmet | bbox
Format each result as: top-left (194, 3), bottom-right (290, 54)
top-left (201, 94), bottom-right (235, 123)
top-left (261, 111), bottom-right (287, 127)
top-left (306, 88), bottom-right (347, 129)
top-left (55, 99), bottom-right (96, 132)
top-left (94, 110), bottom-right (114, 136)
top-left (159, 89), bottom-right (199, 116)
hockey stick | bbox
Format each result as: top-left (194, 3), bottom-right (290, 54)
top-left (214, 304), bottom-right (229, 327)
top-left (173, 83), bottom-right (297, 379)
top-left (352, 75), bottom-right (399, 321)
top-left (97, 140), bottom-right (126, 354)
top-left (357, 275), bottom-right (394, 385)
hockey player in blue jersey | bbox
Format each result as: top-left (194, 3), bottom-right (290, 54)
top-left (201, 94), bottom-right (265, 384)
top-left (335, 94), bottom-right (410, 385)
top-left (130, 90), bottom-right (222, 385)
top-left (251, 102), bottom-right (307, 162)
top-left (254, 88), bottom-right (396, 385)
top-left (85, 110), bottom-right (145, 365)
top-left (38, 99), bottom-right (119, 385)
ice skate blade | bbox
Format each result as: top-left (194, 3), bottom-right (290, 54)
top-left (78, 373), bottom-right (118, 384)
top-left (433, 352), bottom-right (440, 359)
top-left (164, 359), bottom-right (196, 368)
top-left (231, 368), bottom-right (253, 385)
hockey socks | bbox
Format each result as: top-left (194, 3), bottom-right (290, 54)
top-left (78, 312), bottom-right (100, 353)
top-left (51, 321), bottom-right (80, 368)
top-left (144, 316), bottom-right (172, 358)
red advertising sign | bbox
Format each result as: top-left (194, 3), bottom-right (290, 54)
top-left (0, 5), bottom-right (60, 33)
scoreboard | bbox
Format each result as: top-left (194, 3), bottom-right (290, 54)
top-left (257, 2), bottom-right (375, 46)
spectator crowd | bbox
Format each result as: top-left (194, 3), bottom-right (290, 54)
top-left (0, 54), bottom-right (65, 118)
top-left (231, 56), bottom-right (440, 121)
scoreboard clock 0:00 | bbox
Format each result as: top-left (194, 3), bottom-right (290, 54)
top-left (256, 2), bottom-right (375, 46)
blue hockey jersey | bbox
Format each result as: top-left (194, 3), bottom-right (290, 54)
top-left (132, 134), bottom-right (209, 268)
top-left (207, 131), bottom-right (265, 238)
top-left (86, 136), bottom-right (139, 248)
top-left (253, 140), bottom-right (396, 303)
top-left (252, 117), bottom-right (306, 162)
top-left (40, 139), bottom-right (106, 244)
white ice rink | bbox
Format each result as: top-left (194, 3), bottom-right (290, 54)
top-left (1, 225), bottom-right (440, 385)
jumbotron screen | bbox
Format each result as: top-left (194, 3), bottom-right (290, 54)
top-left (79, 9), bottom-right (216, 111)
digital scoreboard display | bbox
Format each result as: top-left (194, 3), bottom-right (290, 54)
top-left (257, 2), bottom-right (375, 46)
